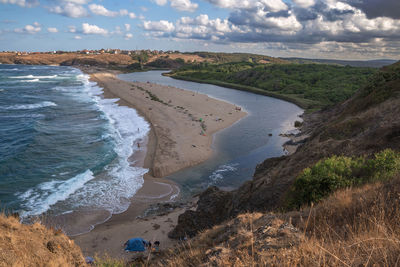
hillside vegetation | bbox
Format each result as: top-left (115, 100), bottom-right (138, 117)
top-left (158, 61), bottom-right (400, 266)
top-left (158, 174), bottom-right (400, 266)
top-left (169, 62), bottom-right (377, 111)
top-left (170, 60), bottom-right (400, 241)
top-left (0, 214), bottom-right (85, 266)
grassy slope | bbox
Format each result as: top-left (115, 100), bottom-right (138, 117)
top-left (169, 63), bottom-right (377, 111)
top-left (157, 174), bottom-right (400, 266)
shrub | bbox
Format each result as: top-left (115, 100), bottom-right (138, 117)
top-left (285, 149), bottom-right (400, 209)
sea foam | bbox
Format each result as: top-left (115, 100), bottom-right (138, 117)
top-left (2, 101), bottom-right (57, 110)
top-left (208, 163), bottom-right (239, 186)
top-left (65, 74), bottom-right (151, 214)
top-left (10, 74), bottom-right (58, 79)
top-left (18, 170), bottom-right (95, 217)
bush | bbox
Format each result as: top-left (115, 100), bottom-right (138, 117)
top-left (285, 149), bottom-right (400, 209)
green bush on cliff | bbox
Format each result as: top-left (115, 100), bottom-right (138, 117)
top-left (286, 149), bottom-right (400, 209)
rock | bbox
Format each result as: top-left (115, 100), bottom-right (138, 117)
top-left (169, 186), bottom-right (233, 239)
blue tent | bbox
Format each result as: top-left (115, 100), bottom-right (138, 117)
top-left (125, 238), bottom-right (148, 252)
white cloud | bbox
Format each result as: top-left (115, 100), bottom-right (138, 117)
top-left (143, 20), bottom-right (175, 32)
top-left (14, 23), bottom-right (41, 34)
top-left (82, 23), bottom-right (108, 35)
top-left (125, 33), bottom-right (133, 40)
top-left (152, 0), bottom-right (198, 12)
top-left (153, 0), bottom-right (167, 5)
top-left (170, 0), bottom-right (198, 12)
top-left (0, 0), bottom-right (38, 8)
top-left (49, 3), bottom-right (88, 18)
top-left (68, 25), bottom-right (76, 33)
top-left (124, 23), bottom-right (131, 31)
top-left (292, 0), bottom-right (315, 8)
top-left (47, 27), bottom-right (58, 33)
top-left (88, 4), bottom-right (136, 18)
top-left (88, 4), bottom-right (118, 17)
top-left (74, 35), bottom-right (82, 39)
top-left (204, 0), bottom-right (287, 12)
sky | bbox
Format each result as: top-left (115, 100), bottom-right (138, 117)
top-left (0, 0), bottom-right (399, 60)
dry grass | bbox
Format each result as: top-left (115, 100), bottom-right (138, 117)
top-left (156, 175), bottom-right (400, 266)
top-left (0, 213), bottom-right (86, 266)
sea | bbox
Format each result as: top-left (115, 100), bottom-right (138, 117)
top-left (0, 64), bottom-right (150, 221)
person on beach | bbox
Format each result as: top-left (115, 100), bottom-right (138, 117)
top-left (154, 241), bottom-right (160, 252)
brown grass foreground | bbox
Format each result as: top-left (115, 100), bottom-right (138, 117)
top-left (1, 176), bottom-right (399, 266)
top-left (0, 214), bottom-right (86, 266)
top-left (156, 174), bottom-right (400, 266)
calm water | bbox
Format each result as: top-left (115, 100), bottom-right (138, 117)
top-left (0, 65), bottom-right (150, 218)
top-left (119, 71), bottom-right (303, 196)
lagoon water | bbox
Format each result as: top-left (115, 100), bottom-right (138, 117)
top-left (119, 71), bottom-right (303, 196)
top-left (0, 65), bottom-right (149, 219)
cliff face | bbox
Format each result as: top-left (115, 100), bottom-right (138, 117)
top-left (170, 61), bottom-right (400, 239)
top-left (0, 215), bottom-right (86, 266)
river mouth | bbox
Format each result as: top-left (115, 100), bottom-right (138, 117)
top-left (119, 70), bottom-right (304, 197)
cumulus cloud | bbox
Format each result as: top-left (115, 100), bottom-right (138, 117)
top-left (292, 0), bottom-right (315, 8)
top-left (204, 0), bottom-right (288, 12)
top-left (0, 0), bottom-right (38, 8)
top-left (124, 23), bottom-right (131, 31)
top-left (82, 23), bottom-right (108, 35)
top-left (88, 4), bottom-right (118, 17)
top-left (48, 2), bottom-right (88, 18)
top-left (88, 4), bottom-right (137, 19)
top-left (143, 20), bottom-right (175, 32)
top-left (170, 0), bottom-right (198, 12)
top-left (14, 22), bottom-right (41, 34)
top-left (152, 0), bottom-right (198, 12)
top-left (47, 27), bottom-right (58, 33)
top-left (125, 33), bottom-right (133, 40)
top-left (88, 4), bottom-right (127, 17)
top-left (74, 35), bottom-right (82, 39)
top-left (141, 0), bottom-right (400, 58)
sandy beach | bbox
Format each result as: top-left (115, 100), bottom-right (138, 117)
top-left (72, 70), bottom-right (247, 259)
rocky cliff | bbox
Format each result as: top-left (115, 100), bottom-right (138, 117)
top-left (170, 61), bottom-right (400, 239)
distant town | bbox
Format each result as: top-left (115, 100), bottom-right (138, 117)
top-left (3, 49), bottom-right (180, 56)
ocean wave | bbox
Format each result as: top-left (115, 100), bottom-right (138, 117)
top-left (17, 170), bottom-right (95, 217)
top-left (0, 68), bottom-right (18, 71)
top-left (26, 79), bottom-right (39, 82)
top-left (208, 163), bottom-right (239, 186)
top-left (1, 101), bottom-right (57, 110)
top-left (14, 70), bottom-right (151, 218)
top-left (10, 74), bottom-right (58, 79)
top-left (66, 77), bottom-right (151, 214)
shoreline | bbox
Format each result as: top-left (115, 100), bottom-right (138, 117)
top-left (71, 67), bottom-right (247, 258)
top-left (166, 74), bottom-right (313, 110)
